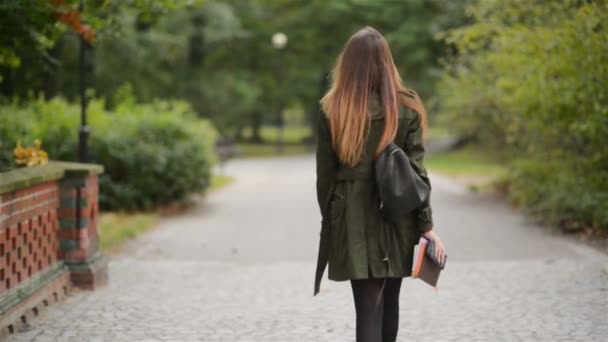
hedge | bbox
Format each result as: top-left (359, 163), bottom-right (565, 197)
top-left (0, 97), bottom-right (217, 210)
top-left (436, 1), bottom-right (608, 229)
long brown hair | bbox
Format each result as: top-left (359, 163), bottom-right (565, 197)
top-left (320, 26), bottom-right (428, 166)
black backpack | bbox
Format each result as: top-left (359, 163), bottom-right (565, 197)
top-left (375, 140), bottom-right (430, 224)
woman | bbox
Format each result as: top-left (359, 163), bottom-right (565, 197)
top-left (313, 26), bottom-right (447, 342)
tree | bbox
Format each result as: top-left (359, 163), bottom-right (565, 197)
top-left (436, 0), bottom-right (608, 228)
top-left (0, 0), bottom-right (204, 98)
top-left (1, 0), bottom-right (468, 140)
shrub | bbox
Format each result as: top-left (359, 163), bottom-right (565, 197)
top-left (507, 157), bottom-right (608, 229)
top-left (0, 97), bottom-right (217, 210)
top-left (436, 1), bottom-right (608, 229)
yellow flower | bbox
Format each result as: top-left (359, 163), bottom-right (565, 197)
top-left (13, 139), bottom-right (49, 167)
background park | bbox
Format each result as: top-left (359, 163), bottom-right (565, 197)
top-left (0, 0), bottom-right (606, 341)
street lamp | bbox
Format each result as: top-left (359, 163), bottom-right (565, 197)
top-left (272, 32), bottom-right (287, 154)
top-left (78, 33), bottom-right (89, 162)
top-left (272, 32), bottom-right (287, 50)
top-left (78, 1), bottom-right (89, 162)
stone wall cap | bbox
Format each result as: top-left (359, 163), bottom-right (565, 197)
top-left (52, 161), bottom-right (104, 177)
top-left (0, 161), bottom-right (104, 194)
top-left (0, 164), bottom-right (65, 194)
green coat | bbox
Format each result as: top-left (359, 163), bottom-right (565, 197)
top-left (314, 95), bottom-right (434, 295)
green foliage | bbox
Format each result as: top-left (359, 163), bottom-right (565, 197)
top-left (0, 97), bottom-right (217, 211)
top-left (1, 0), bottom-right (470, 139)
top-left (508, 158), bottom-right (608, 229)
top-left (0, 0), bottom-right (65, 69)
top-left (0, 0), bottom-right (204, 69)
top-left (96, 101), bottom-right (217, 210)
top-left (436, 0), bottom-right (608, 229)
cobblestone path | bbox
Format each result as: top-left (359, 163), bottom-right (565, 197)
top-left (7, 156), bottom-right (608, 342)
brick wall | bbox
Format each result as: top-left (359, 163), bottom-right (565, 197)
top-left (0, 182), bottom-right (61, 294)
top-left (58, 174), bottom-right (107, 289)
top-left (0, 162), bottom-right (106, 338)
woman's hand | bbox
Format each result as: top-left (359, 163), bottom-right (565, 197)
top-left (423, 229), bottom-right (446, 265)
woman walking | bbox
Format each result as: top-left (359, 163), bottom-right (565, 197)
top-left (313, 26), bottom-right (447, 342)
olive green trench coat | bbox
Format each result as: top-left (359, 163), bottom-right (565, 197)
top-left (314, 95), bottom-right (434, 295)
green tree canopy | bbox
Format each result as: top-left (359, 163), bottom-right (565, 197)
top-left (436, 0), bottom-right (608, 228)
top-left (1, 0), bottom-right (468, 138)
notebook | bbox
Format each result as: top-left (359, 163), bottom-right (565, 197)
top-left (412, 236), bottom-right (447, 290)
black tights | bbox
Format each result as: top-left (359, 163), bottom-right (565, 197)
top-left (350, 277), bottom-right (403, 342)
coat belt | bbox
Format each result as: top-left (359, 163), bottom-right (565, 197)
top-left (334, 167), bottom-right (374, 181)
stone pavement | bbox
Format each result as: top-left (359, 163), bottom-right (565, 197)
top-left (7, 156), bottom-right (608, 342)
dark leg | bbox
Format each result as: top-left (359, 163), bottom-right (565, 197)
top-left (350, 278), bottom-right (386, 342)
top-left (382, 278), bottom-right (403, 342)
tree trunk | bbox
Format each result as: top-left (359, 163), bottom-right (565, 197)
top-left (0, 67), bottom-right (14, 98)
top-left (250, 111), bottom-right (263, 143)
top-left (43, 36), bottom-right (65, 100)
top-left (310, 70), bottom-right (330, 139)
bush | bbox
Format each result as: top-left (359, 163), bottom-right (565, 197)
top-left (0, 97), bottom-right (217, 210)
top-left (507, 158), bottom-right (608, 229)
top-left (1, 97), bottom-right (108, 168)
top-left (436, 1), bottom-right (608, 229)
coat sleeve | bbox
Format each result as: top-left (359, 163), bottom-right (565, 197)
top-left (314, 112), bottom-right (339, 296)
top-left (402, 110), bottom-right (434, 235)
top-left (315, 112), bottom-right (339, 219)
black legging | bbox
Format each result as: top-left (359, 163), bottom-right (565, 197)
top-left (350, 277), bottom-right (403, 342)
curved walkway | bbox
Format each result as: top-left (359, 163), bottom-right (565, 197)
top-left (8, 156), bottom-right (608, 342)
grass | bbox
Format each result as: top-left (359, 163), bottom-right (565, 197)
top-left (210, 174), bottom-right (235, 191)
top-left (240, 125), bottom-right (312, 144)
top-left (425, 146), bottom-right (508, 192)
top-left (236, 124), bottom-right (314, 158)
top-left (236, 143), bottom-right (313, 158)
top-left (425, 147), bottom-right (507, 177)
top-left (98, 211), bottom-right (159, 252)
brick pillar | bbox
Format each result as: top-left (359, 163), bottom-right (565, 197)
top-left (58, 171), bottom-right (107, 289)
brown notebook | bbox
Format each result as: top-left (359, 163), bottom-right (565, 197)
top-left (412, 237), bottom-right (447, 290)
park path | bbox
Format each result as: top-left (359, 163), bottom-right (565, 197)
top-left (7, 156), bottom-right (608, 342)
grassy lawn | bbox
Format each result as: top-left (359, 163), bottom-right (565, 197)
top-left (210, 174), bottom-right (235, 190)
top-left (426, 147), bottom-right (507, 177)
top-left (98, 211), bottom-right (159, 252)
top-left (241, 125), bottom-right (312, 144)
top-left (236, 143), bottom-right (313, 158)
top-left (236, 124), bottom-right (314, 158)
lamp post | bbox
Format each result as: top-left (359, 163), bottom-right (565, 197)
top-left (272, 32), bottom-right (287, 154)
top-left (78, 33), bottom-right (89, 162)
top-left (78, 2), bottom-right (89, 162)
